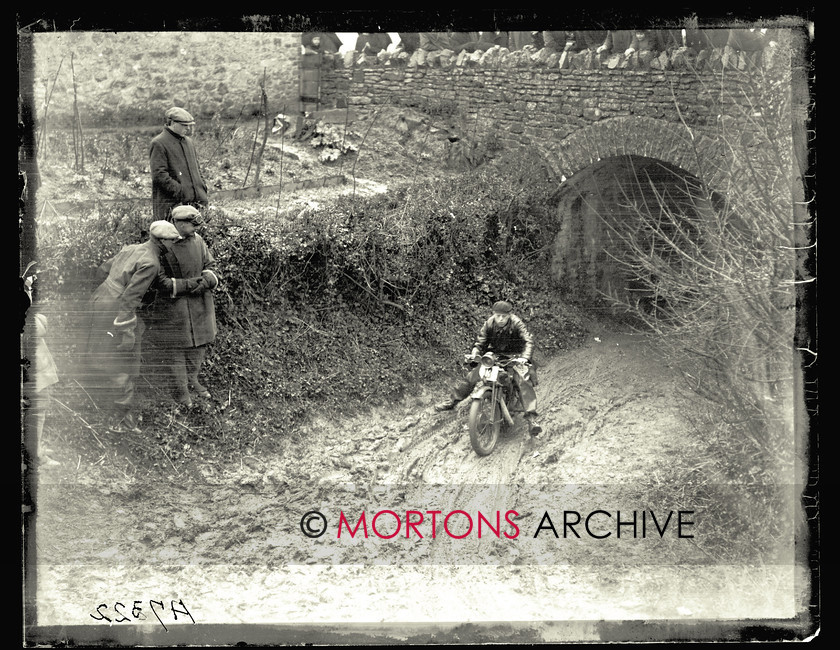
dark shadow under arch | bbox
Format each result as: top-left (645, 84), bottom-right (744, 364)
top-left (551, 154), bottom-right (738, 316)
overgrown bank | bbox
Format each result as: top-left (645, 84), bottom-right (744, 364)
top-left (34, 151), bottom-right (589, 469)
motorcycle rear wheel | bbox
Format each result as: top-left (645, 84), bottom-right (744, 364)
top-left (469, 392), bottom-right (501, 456)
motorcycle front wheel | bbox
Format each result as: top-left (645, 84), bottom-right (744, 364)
top-left (469, 392), bottom-right (501, 456)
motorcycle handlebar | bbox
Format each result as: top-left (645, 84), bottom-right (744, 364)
top-left (464, 354), bottom-right (530, 367)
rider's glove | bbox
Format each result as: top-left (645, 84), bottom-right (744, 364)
top-left (514, 357), bottom-right (529, 365)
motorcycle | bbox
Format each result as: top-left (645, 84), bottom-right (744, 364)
top-left (467, 352), bottom-right (530, 456)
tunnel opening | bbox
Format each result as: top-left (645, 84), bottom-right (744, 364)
top-left (551, 154), bottom-right (733, 324)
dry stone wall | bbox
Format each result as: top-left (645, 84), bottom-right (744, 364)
top-left (30, 31), bottom-right (301, 127)
top-left (27, 31), bottom-right (781, 155)
top-left (318, 50), bottom-right (768, 151)
top-left (312, 41), bottom-right (792, 201)
top-left (310, 39), bottom-right (796, 308)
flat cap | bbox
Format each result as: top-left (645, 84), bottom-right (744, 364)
top-left (165, 106), bottom-right (195, 124)
top-left (170, 205), bottom-right (203, 223)
top-left (492, 300), bottom-right (513, 313)
top-left (149, 220), bottom-right (181, 239)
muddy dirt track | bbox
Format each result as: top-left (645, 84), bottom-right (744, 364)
top-left (28, 325), bottom-right (805, 643)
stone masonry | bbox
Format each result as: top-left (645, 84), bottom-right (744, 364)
top-left (315, 38), bottom-right (794, 193)
top-left (29, 31), bottom-right (301, 126)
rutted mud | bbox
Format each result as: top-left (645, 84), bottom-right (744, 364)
top-left (30, 327), bottom-right (804, 635)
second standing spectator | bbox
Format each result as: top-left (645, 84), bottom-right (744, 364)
top-left (149, 205), bottom-right (220, 407)
top-left (149, 106), bottom-right (209, 222)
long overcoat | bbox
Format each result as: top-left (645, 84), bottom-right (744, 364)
top-left (355, 33), bottom-right (392, 53)
top-left (149, 127), bottom-right (208, 221)
top-left (84, 240), bottom-right (165, 393)
top-left (149, 233), bottom-right (218, 349)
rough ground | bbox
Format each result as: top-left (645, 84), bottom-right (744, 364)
top-left (24, 109), bottom-right (806, 643)
top-left (29, 326), bottom-right (804, 642)
top-left (33, 105), bottom-right (462, 207)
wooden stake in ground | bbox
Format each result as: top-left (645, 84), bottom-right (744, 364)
top-left (69, 52), bottom-right (85, 173)
top-left (244, 68), bottom-right (272, 188)
top-left (252, 68), bottom-right (271, 189)
top-left (350, 92), bottom-right (394, 204)
top-left (273, 103), bottom-right (287, 221)
top-left (38, 55), bottom-right (65, 164)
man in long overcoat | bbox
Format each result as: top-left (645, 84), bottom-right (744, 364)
top-left (419, 32), bottom-right (457, 51)
top-left (147, 205), bottom-right (219, 406)
top-left (150, 106), bottom-right (209, 222)
top-left (85, 220), bottom-right (181, 432)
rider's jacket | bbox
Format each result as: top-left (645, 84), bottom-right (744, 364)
top-left (473, 314), bottom-right (534, 360)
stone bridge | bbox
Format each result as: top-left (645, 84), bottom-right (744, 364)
top-left (314, 33), bottom-right (791, 190)
top-left (311, 30), bottom-right (805, 302)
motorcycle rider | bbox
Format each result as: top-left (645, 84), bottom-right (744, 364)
top-left (435, 300), bottom-right (542, 436)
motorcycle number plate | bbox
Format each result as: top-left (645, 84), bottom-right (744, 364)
top-left (489, 366), bottom-right (499, 382)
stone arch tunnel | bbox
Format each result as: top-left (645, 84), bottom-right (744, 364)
top-left (541, 116), bottom-right (737, 310)
top-left (314, 38), bottom-right (799, 313)
top-left (549, 154), bottom-right (727, 311)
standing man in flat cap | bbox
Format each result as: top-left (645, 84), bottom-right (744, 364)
top-left (150, 106), bottom-right (209, 222)
top-left (147, 205), bottom-right (219, 407)
top-left (84, 221), bottom-right (182, 433)
top-left (435, 301), bottom-right (542, 436)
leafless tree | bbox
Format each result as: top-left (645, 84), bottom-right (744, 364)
top-left (596, 30), bottom-right (811, 477)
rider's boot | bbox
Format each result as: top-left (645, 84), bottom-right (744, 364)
top-left (436, 382), bottom-right (471, 412)
top-left (434, 397), bottom-right (459, 412)
top-left (525, 412), bottom-right (542, 436)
